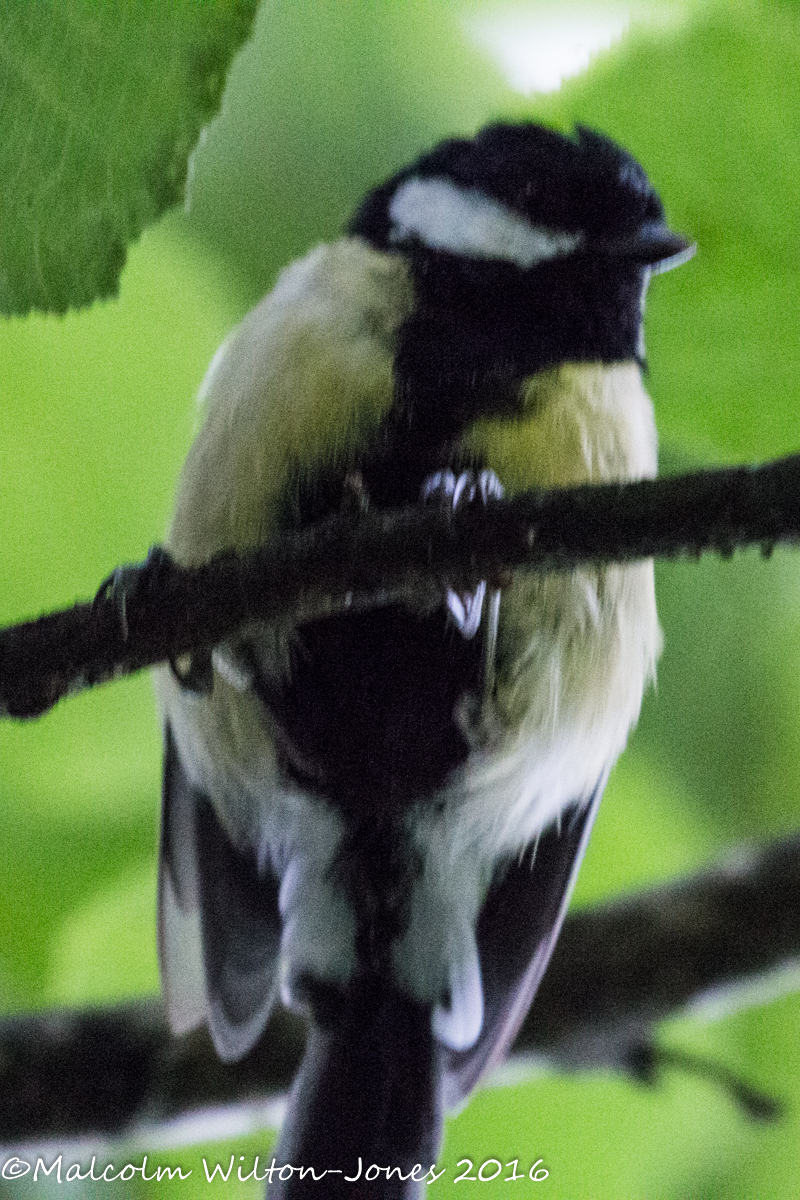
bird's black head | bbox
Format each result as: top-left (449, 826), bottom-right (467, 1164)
top-left (350, 123), bottom-right (693, 404)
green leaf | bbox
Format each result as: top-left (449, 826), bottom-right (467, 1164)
top-left (0, 0), bottom-right (258, 315)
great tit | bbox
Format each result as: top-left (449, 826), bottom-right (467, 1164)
top-left (154, 122), bottom-right (693, 1198)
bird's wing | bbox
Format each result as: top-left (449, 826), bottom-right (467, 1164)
top-left (443, 780), bottom-right (604, 1107)
top-left (158, 725), bottom-right (282, 1062)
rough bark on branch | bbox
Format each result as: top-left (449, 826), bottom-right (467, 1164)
top-left (2, 454), bottom-right (800, 719)
top-left (1, 831), bottom-right (797, 1149)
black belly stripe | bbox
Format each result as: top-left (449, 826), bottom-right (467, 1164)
top-left (262, 273), bottom-right (533, 969)
top-left (252, 604), bottom-right (482, 973)
top-left (264, 605), bottom-right (480, 813)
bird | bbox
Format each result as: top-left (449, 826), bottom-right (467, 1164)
top-left (152, 121), bottom-right (693, 1198)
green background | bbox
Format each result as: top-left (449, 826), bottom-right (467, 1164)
top-left (1, 0), bottom-right (800, 1195)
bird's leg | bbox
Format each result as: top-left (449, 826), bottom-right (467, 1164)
top-left (340, 468), bottom-right (371, 515)
top-left (422, 468), bottom-right (505, 749)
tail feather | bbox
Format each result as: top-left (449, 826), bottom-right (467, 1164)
top-left (269, 978), bottom-right (442, 1199)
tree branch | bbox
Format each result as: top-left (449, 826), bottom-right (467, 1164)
top-left (2, 454), bottom-right (800, 719)
top-left (1, 831), bottom-right (798, 1149)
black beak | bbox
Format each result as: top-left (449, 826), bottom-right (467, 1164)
top-left (599, 222), bottom-right (696, 273)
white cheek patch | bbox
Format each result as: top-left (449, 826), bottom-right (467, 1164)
top-left (389, 176), bottom-right (582, 268)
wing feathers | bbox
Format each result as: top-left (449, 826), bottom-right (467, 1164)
top-left (443, 781), bottom-right (605, 1106)
top-left (195, 797), bottom-right (282, 1061)
top-left (158, 725), bottom-right (281, 1061)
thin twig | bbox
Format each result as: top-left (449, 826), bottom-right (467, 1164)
top-left (2, 454), bottom-right (800, 718)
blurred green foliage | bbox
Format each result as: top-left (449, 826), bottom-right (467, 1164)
top-left (0, 0), bottom-right (258, 316)
top-left (1, 1), bottom-right (799, 1197)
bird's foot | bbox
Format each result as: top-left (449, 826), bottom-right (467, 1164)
top-left (96, 546), bottom-right (216, 692)
top-left (420, 468), bottom-right (504, 639)
top-left (95, 545), bottom-right (176, 644)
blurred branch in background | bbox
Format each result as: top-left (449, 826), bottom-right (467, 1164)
top-left (2, 453), bottom-right (800, 720)
top-left (1, 830), bottom-right (797, 1152)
